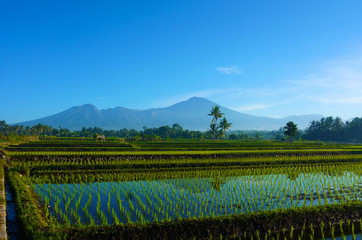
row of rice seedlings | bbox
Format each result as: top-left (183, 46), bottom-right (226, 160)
top-left (13, 154), bottom-right (362, 168)
top-left (32, 163), bottom-right (362, 226)
top-left (216, 219), bottom-right (362, 239)
top-left (8, 148), bottom-right (361, 157)
top-left (22, 138), bottom-right (352, 148)
top-left (29, 162), bottom-right (362, 185)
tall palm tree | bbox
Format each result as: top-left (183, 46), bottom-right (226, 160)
top-left (209, 123), bottom-right (218, 141)
top-left (208, 105), bottom-right (224, 124)
top-left (219, 117), bottom-right (232, 139)
top-left (208, 105), bottom-right (224, 141)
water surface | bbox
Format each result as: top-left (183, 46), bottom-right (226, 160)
top-left (33, 171), bottom-right (362, 226)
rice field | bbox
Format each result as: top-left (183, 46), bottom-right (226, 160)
top-left (4, 139), bottom-right (362, 239)
top-left (32, 166), bottom-right (362, 226)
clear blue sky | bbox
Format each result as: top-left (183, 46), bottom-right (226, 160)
top-left (1, 0), bottom-right (362, 123)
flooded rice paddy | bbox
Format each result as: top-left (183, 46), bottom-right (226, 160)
top-left (33, 170), bottom-right (362, 226)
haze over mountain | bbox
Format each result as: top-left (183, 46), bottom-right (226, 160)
top-left (16, 97), bottom-right (322, 131)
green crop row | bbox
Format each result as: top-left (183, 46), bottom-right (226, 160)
top-left (45, 202), bottom-right (362, 240)
top-left (14, 139), bottom-right (362, 151)
top-left (39, 136), bottom-right (121, 142)
top-left (5, 147), bottom-right (137, 152)
top-left (7, 148), bottom-right (362, 158)
top-left (9, 141), bottom-right (133, 148)
top-left (27, 162), bottom-right (361, 184)
top-left (131, 139), bottom-right (360, 148)
top-left (10, 154), bottom-right (362, 174)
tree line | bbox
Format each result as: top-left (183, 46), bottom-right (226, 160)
top-left (1, 116), bottom-right (361, 142)
top-left (0, 121), bottom-right (204, 140)
top-left (304, 117), bottom-right (362, 142)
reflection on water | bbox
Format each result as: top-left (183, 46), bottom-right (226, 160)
top-left (33, 171), bottom-right (362, 226)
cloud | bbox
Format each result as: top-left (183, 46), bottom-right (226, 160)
top-left (284, 58), bottom-right (362, 105)
top-left (154, 54), bottom-right (362, 119)
top-left (216, 66), bottom-right (242, 74)
top-left (313, 96), bottom-right (362, 104)
top-left (233, 104), bottom-right (275, 112)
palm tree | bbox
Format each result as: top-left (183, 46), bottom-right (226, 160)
top-left (19, 125), bottom-right (24, 137)
top-left (208, 105), bottom-right (224, 124)
top-left (25, 126), bottom-right (30, 136)
top-left (209, 123), bottom-right (218, 141)
top-left (0, 120), bottom-right (8, 136)
top-left (219, 117), bottom-right (232, 139)
top-left (208, 106), bottom-right (224, 141)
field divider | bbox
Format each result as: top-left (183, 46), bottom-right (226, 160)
top-left (55, 201), bottom-right (362, 240)
top-left (0, 152), bottom-right (7, 240)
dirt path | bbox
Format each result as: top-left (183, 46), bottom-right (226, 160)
top-left (0, 151), bottom-right (7, 240)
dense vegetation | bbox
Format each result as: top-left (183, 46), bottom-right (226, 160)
top-left (0, 121), bottom-right (204, 140)
top-left (304, 117), bottom-right (362, 142)
top-left (1, 115), bottom-right (362, 143)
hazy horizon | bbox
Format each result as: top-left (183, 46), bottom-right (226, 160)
top-left (1, 1), bottom-right (362, 123)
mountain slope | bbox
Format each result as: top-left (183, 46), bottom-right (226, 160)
top-left (16, 97), bottom-right (322, 130)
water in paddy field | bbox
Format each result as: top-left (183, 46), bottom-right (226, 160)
top-left (325, 236), bottom-right (356, 240)
top-left (324, 233), bottom-right (362, 240)
top-left (33, 171), bottom-right (362, 226)
top-left (6, 183), bottom-right (22, 240)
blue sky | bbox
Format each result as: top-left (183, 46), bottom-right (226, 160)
top-left (1, 0), bottom-right (362, 123)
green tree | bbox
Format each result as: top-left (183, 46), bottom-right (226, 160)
top-left (209, 123), bottom-right (218, 141)
top-left (0, 120), bottom-right (8, 136)
top-left (284, 121), bottom-right (298, 141)
top-left (208, 105), bottom-right (224, 124)
top-left (229, 133), bottom-right (238, 140)
top-left (208, 105), bottom-right (224, 140)
top-left (218, 117), bottom-right (232, 139)
top-left (19, 125), bottom-right (24, 136)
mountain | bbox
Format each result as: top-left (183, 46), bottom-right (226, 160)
top-left (15, 97), bottom-right (323, 131)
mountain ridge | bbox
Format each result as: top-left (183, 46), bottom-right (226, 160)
top-left (15, 97), bottom-right (323, 131)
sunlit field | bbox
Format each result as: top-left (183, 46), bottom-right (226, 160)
top-left (5, 138), bottom-right (362, 239)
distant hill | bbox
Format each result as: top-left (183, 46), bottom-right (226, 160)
top-left (15, 97), bottom-right (323, 131)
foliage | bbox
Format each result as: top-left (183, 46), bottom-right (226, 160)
top-left (0, 121), bottom-right (204, 140)
top-left (218, 117), bottom-right (232, 139)
top-left (284, 121), bottom-right (298, 141)
top-left (208, 106), bottom-right (233, 141)
top-left (208, 106), bottom-right (224, 141)
top-left (305, 116), bottom-right (362, 142)
top-left (207, 105), bottom-right (224, 124)
top-left (226, 129), bottom-right (283, 140)
top-left (3, 115), bottom-right (362, 143)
